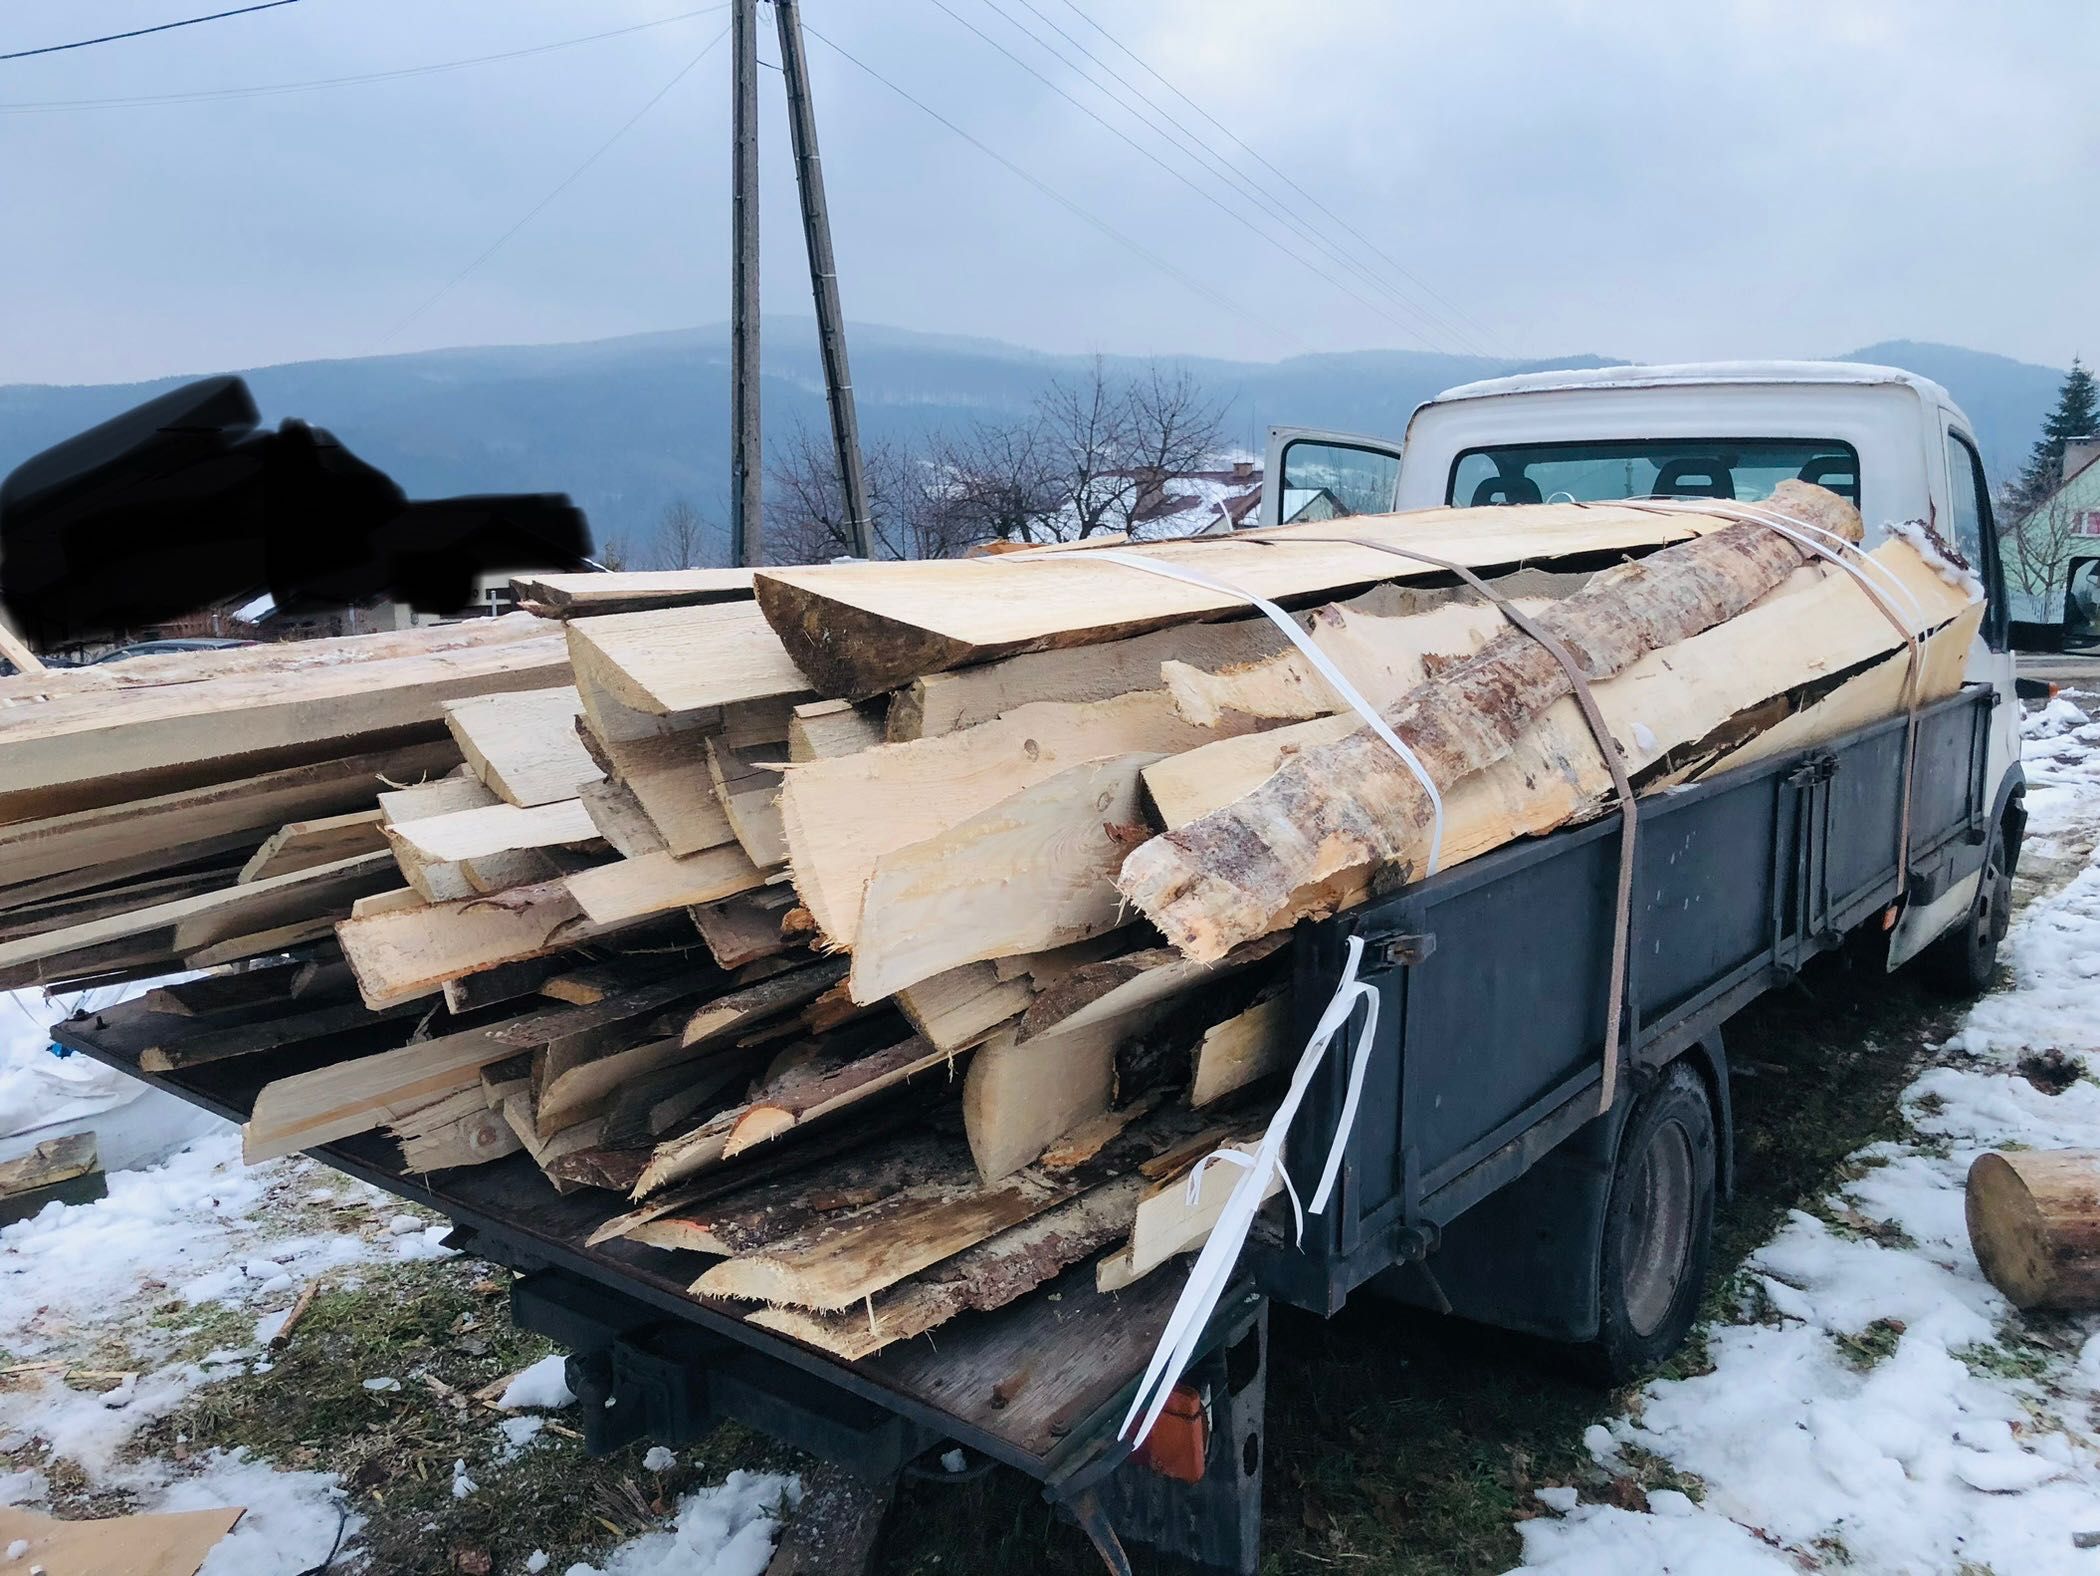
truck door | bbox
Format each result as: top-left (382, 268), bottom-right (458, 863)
top-left (1889, 422), bottom-right (2019, 969)
top-left (1260, 427), bottom-right (1404, 527)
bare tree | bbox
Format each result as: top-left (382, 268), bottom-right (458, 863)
top-left (1028, 358), bottom-right (1230, 542)
top-left (766, 424), bottom-right (978, 565)
top-left (927, 418), bottom-right (1066, 547)
top-left (655, 496), bottom-right (709, 569)
top-left (594, 529), bottom-right (635, 573)
top-left (2000, 486), bottom-right (2087, 623)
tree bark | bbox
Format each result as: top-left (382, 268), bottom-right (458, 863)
top-left (1117, 480), bottom-right (1862, 961)
top-left (1967, 1149), bottom-right (2100, 1310)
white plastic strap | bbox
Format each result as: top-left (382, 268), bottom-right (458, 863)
top-left (1119, 935), bottom-right (1381, 1446)
top-left (1062, 548), bottom-right (1447, 875)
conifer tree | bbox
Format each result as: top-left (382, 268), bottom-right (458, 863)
top-left (2010, 357), bottom-right (2099, 512)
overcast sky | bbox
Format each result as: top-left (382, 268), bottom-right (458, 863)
top-left (2, 0), bottom-right (2094, 387)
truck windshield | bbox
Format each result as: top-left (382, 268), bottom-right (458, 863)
top-left (1449, 438), bottom-right (1860, 511)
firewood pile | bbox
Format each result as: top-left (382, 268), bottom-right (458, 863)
top-left (0, 482), bottom-right (1984, 1355)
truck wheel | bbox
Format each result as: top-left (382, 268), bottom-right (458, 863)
top-left (1587, 1060), bottom-right (1716, 1383)
top-left (1921, 824), bottom-right (2012, 998)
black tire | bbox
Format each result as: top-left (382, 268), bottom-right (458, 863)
top-left (1587, 1060), bottom-right (1717, 1383)
top-left (1921, 822), bottom-right (2012, 998)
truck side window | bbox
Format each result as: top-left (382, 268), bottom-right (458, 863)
top-left (1279, 440), bottom-right (1400, 521)
top-left (1945, 432), bottom-right (2008, 649)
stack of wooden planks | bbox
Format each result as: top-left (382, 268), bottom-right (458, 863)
top-left (4, 482), bottom-right (1987, 1361)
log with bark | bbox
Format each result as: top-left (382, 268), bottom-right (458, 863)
top-left (1967, 1149), bottom-right (2100, 1310)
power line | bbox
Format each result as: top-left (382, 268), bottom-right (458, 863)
top-left (2, 0), bottom-right (305, 62)
top-left (996, 0), bottom-right (1496, 359)
top-left (795, 17), bottom-right (1282, 338)
top-left (927, 0), bottom-right (1446, 355)
top-left (1056, 0), bottom-right (1513, 360)
top-left (375, 23), bottom-right (731, 351)
top-left (1, 6), bottom-right (729, 113)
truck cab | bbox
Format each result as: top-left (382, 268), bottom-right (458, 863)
top-left (1260, 360), bottom-right (2022, 970)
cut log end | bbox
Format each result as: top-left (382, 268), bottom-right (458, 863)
top-left (1966, 1148), bottom-right (2100, 1310)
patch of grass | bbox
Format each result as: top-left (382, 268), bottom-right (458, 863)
top-left (1833, 1317), bottom-right (1907, 1372)
top-left (1955, 1326), bottom-right (2057, 1386)
top-left (129, 1257), bottom-right (800, 1575)
top-left (1807, 1198), bottom-right (1918, 1252)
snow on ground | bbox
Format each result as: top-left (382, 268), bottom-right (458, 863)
top-left (1517, 692), bottom-right (2100, 1575)
top-left (1, 981), bottom-right (795, 1572)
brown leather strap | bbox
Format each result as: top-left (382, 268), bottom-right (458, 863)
top-left (1264, 534), bottom-right (1638, 1116)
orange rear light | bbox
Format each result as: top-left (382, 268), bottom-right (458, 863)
top-left (1132, 1384), bottom-right (1208, 1483)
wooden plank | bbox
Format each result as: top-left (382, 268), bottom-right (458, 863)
top-left (963, 1023), bottom-right (1117, 1182)
top-left (1160, 592), bottom-right (1554, 727)
top-left (141, 994), bottom-right (423, 1071)
top-left (690, 886), bottom-right (796, 969)
top-left (624, 1130), bottom-right (969, 1253)
top-left (0, 1132), bottom-right (98, 1197)
top-left (634, 1035), bottom-right (963, 1196)
top-left (893, 963), bottom-right (1029, 1053)
top-left (578, 779), bottom-right (666, 858)
top-left (1096, 1130), bottom-right (1272, 1292)
top-left (788, 698), bottom-right (884, 761)
top-left (565, 845), bottom-right (764, 926)
top-left (442, 955), bottom-right (559, 1014)
top-left (143, 958), bottom-right (332, 1016)
top-left (752, 503), bottom-right (1717, 698)
top-left (848, 753), bottom-right (1162, 1002)
top-left (779, 690), bottom-right (1255, 950)
top-left (377, 774), bottom-right (497, 824)
top-left (396, 1102), bottom-right (523, 1172)
top-left (0, 739), bottom-right (456, 888)
top-left (0, 866), bottom-right (247, 945)
top-left (0, 852), bottom-right (393, 976)
top-left (443, 685), bottom-right (604, 806)
top-left (335, 877), bottom-right (637, 1009)
top-left (1190, 989), bottom-right (1290, 1107)
top-left (567, 601), bottom-right (810, 716)
top-left (238, 809), bottom-right (388, 883)
top-left (0, 624), bottom-right (568, 806)
top-left (0, 614), bottom-right (46, 675)
top-left (512, 567), bottom-right (754, 617)
top-left (747, 1178), bottom-right (1143, 1359)
top-left (182, 915), bottom-right (341, 967)
top-left (704, 736), bottom-right (787, 867)
top-left (385, 798), bottom-right (599, 865)
top-left (244, 1019), bottom-right (525, 1161)
top-left (890, 617), bottom-right (1290, 740)
top-left (0, 829), bottom-right (260, 915)
top-left (691, 1107), bottom-right (1210, 1310)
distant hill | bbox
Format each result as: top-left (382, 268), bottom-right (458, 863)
top-left (0, 324), bottom-right (2062, 565)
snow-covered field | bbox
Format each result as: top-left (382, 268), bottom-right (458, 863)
top-left (1521, 690), bottom-right (2100, 1574)
top-left (4, 692), bottom-right (2096, 1574)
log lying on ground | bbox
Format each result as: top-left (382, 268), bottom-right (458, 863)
top-left (1116, 481), bottom-right (1867, 961)
top-left (1967, 1149), bottom-right (2100, 1310)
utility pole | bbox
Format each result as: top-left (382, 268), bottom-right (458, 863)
top-left (774, 0), bottom-right (873, 559)
top-left (729, 0), bottom-right (762, 568)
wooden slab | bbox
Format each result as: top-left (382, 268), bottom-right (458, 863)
top-left (565, 845), bottom-right (764, 926)
top-left (512, 567), bottom-right (754, 617)
top-left (753, 503), bottom-right (1716, 697)
top-left (238, 809), bottom-right (388, 883)
top-left (567, 601), bottom-right (810, 716)
top-left (444, 685), bottom-right (604, 806)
